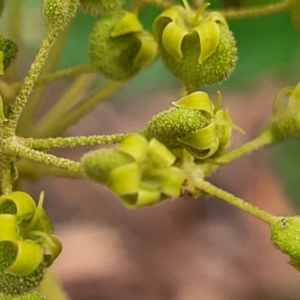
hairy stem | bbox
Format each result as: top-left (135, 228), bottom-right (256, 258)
top-left (0, 159), bottom-right (13, 195)
top-left (213, 127), bottom-right (279, 165)
top-left (196, 180), bottom-right (277, 224)
top-left (24, 133), bottom-right (132, 149)
top-left (3, 139), bottom-right (81, 173)
top-left (7, 29), bottom-right (60, 133)
top-left (221, 1), bottom-right (290, 20)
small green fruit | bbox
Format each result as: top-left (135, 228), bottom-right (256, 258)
top-left (153, 5), bottom-right (237, 93)
top-left (79, 0), bottom-right (123, 15)
top-left (271, 217), bottom-right (300, 261)
top-left (88, 11), bottom-right (157, 81)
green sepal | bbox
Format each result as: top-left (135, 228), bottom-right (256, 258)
top-left (5, 241), bottom-right (43, 276)
top-left (159, 167), bottom-right (185, 196)
top-left (111, 12), bottom-right (143, 37)
top-left (133, 33), bottom-right (157, 70)
top-left (118, 134), bottom-right (148, 161)
top-left (172, 91), bottom-right (214, 115)
top-left (162, 22), bottom-right (188, 62)
top-left (194, 18), bottom-right (220, 63)
top-left (147, 138), bottom-right (176, 166)
top-left (109, 163), bottom-right (140, 195)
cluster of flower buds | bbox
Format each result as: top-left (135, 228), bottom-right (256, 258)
top-left (88, 11), bottom-right (157, 81)
top-left (82, 134), bottom-right (185, 208)
top-left (143, 91), bottom-right (235, 159)
top-left (153, 3), bottom-right (237, 93)
top-left (0, 192), bottom-right (61, 295)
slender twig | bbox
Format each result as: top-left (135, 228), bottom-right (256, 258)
top-left (221, 1), bottom-right (289, 20)
top-left (196, 180), bottom-right (277, 224)
top-left (24, 133), bottom-right (132, 149)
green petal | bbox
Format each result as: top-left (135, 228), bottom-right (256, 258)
top-left (111, 13), bottom-right (143, 37)
top-left (178, 123), bottom-right (217, 149)
top-left (162, 22), bottom-right (189, 62)
top-left (0, 215), bottom-right (18, 241)
top-left (108, 163), bottom-right (140, 195)
top-left (172, 91), bottom-right (214, 115)
top-left (6, 240), bottom-right (43, 276)
top-left (154, 6), bottom-right (185, 25)
top-left (118, 134), bottom-right (148, 161)
top-left (0, 191), bottom-right (36, 218)
top-left (194, 18), bottom-right (220, 63)
top-left (132, 33), bottom-right (157, 70)
top-left (136, 188), bottom-right (161, 207)
top-left (160, 167), bottom-right (184, 197)
top-left (148, 138), bottom-right (175, 166)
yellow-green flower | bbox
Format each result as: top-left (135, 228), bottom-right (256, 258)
top-left (82, 134), bottom-right (185, 208)
top-left (153, 2), bottom-right (237, 92)
top-left (0, 191), bottom-right (62, 295)
top-left (143, 91), bottom-right (237, 159)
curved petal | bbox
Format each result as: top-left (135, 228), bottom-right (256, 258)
top-left (178, 123), bottom-right (218, 149)
top-left (0, 214), bottom-right (18, 241)
top-left (6, 240), bottom-right (43, 276)
top-left (154, 6), bottom-right (185, 26)
top-left (42, 235), bottom-right (63, 267)
top-left (208, 12), bottom-right (228, 28)
top-left (148, 138), bottom-right (176, 166)
top-left (194, 18), bottom-right (220, 63)
top-left (162, 22), bottom-right (189, 62)
top-left (111, 13), bottom-right (143, 37)
top-left (132, 33), bottom-right (157, 70)
top-left (0, 191), bottom-right (36, 218)
top-left (172, 91), bottom-right (214, 114)
top-left (108, 163), bottom-right (140, 195)
top-left (136, 189), bottom-right (161, 207)
top-left (160, 167), bottom-right (185, 197)
top-left (118, 134), bottom-right (148, 161)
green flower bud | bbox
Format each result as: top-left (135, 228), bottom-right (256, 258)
top-left (271, 217), bottom-right (300, 263)
top-left (270, 82), bottom-right (300, 140)
top-left (143, 91), bottom-right (237, 159)
top-left (0, 292), bottom-right (47, 300)
top-left (79, 0), bottom-right (123, 15)
top-left (0, 34), bottom-right (18, 71)
top-left (43, 0), bottom-right (79, 32)
top-left (82, 134), bottom-right (185, 208)
top-left (88, 11), bottom-right (157, 81)
top-left (289, 0), bottom-right (300, 30)
top-left (0, 191), bottom-right (62, 295)
top-left (153, 4), bottom-right (237, 93)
